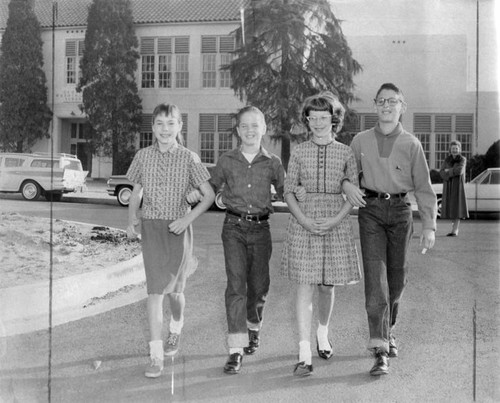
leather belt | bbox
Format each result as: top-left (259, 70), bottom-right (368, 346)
top-left (226, 209), bottom-right (269, 222)
top-left (363, 188), bottom-right (407, 200)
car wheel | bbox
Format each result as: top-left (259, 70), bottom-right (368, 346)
top-left (436, 196), bottom-right (442, 219)
top-left (117, 186), bottom-right (132, 207)
top-left (21, 180), bottom-right (41, 201)
top-left (44, 192), bottom-right (63, 202)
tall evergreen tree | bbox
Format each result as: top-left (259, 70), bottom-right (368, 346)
top-left (77, 0), bottom-right (142, 174)
top-left (0, 0), bottom-right (52, 152)
top-left (226, 0), bottom-right (361, 169)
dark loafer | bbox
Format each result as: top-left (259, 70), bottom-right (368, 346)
top-left (389, 335), bottom-right (398, 358)
top-left (316, 337), bottom-right (333, 360)
top-left (243, 329), bottom-right (260, 355)
top-left (293, 361), bottom-right (313, 377)
top-left (446, 232), bottom-right (457, 237)
top-left (370, 349), bottom-right (389, 376)
top-left (223, 353), bottom-right (242, 375)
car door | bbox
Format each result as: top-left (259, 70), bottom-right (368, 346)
top-left (466, 169), bottom-right (500, 212)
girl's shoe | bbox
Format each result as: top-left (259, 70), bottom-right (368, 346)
top-left (316, 337), bottom-right (333, 360)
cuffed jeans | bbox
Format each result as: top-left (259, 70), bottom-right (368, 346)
top-left (221, 215), bottom-right (272, 348)
top-left (358, 197), bottom-right (413, 353)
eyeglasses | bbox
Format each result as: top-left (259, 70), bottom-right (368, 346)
top-left (374, 98), bottom-right (402, 107)
top-left (306, 115), bottom-right (332, 124)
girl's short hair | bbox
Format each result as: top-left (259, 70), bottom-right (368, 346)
top-left (301, 91), bottom-right (345, 133)
top-left (450, 140), bottom-right (462, 150)
top-left (151, 103), bottom-right (184, 145)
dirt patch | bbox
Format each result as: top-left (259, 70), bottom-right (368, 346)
top-left (0, 212), bottom-right (141, 288)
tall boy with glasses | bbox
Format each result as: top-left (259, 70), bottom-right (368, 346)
top-left (342, 83), bottom-right (437, 376)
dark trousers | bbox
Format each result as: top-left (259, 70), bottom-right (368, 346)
top-left (221, 214), bottom-right (272, 348)
top-left (358, 197), bottom-right (413, 353)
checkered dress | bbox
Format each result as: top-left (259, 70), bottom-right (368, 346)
top-left (280, 140), bottom-right (361, 285)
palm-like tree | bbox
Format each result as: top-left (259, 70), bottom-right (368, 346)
top-left (226, 0), bottom-right (361, 169)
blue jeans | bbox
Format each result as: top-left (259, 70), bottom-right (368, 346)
top-left (221, 214), bottom-right (272, 348)
top-left (358, 197), bottom-right (413, 353)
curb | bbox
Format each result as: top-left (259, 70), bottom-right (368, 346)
top-left (1, 228), bottom-right (146, 337)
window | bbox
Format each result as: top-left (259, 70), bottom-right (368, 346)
top-left (139, 113), bottom-right (188, 148)
top-left (414, 114), bottom-right (473, 169)
top-left (65, 39), bottom-right (85, 84)
top-left (140, 37), bottom-right (190, 89)
top-left (5, 158), bottom-right (24, 167)
top-left (201, 36), bottom-right (235, 89)
top-left (31, 159), bottom-right (57, 168)
top-left (343, 113), bottom-right (377, 137)
top-left (199, 114), bottom-right (235, 163)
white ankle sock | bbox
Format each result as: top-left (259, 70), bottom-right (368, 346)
top-left (149, 340), bottom-right (164, 359)
top-left (229, 347), bottom-right (244, 355)
top-left (299, 341), bottom-right (312, 365)
top-left (169, 318), bottom-right (184, 334)
top-left (317, 324), bottom-right (330, 350)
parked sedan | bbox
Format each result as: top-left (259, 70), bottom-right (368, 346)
top-left (432, 167), bottom-right (500, 217)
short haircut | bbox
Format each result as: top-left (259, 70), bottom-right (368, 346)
top-left (236, 105), bottom-right (266, 126)
top-left (450, 140), bottom-right (462, 150)
top-left (375, 83), bottom-right (405, 102)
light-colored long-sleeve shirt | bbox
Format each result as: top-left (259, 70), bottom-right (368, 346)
top-left (350, 123), bottom-right (437, 230)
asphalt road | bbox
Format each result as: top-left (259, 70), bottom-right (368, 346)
top-left (0, 198), bottom-right (499, 402)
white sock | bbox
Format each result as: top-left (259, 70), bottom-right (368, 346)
top-left (317, 324), bottom-right (330, 351)
top-left (169, 317), bottom-right (184, 334)
top-left (299, 341), bottom-right (312, 365)
top-left (149, 340), bottom-right (164, 359)
top-left (229, 347), bottom-right (244, 355)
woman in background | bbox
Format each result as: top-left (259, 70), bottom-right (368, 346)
top-left (440, 140), bottom-right (468, 236)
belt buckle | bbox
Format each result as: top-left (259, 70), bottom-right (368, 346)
top-left (383, 192), bottom-right (391, 200)
top-left (245, 214), bottom-right (254, 222)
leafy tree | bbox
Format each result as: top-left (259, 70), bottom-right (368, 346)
top-left (77, 0), bottom-right (142, 174)
top-left (484, 139), bottom-right (500, 168)
top-left (226, 0), bottom-right (361, 169)
top-left (0, 0), bottom-right (52, 152)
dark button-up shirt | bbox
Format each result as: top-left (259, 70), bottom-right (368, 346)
top-left (210, 147), bottom-right (285, 215)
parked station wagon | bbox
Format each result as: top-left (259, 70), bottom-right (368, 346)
top-left (0, 152), bottom-right (88, 201)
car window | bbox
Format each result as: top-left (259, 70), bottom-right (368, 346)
top-left (489, 171), bottom-right (500, 184)
top-left (62, 159), bottom-right (82, 171)
top-left (31, 159), bottom-right (58, 168)
top-left (5, 157), bottom-right (24, 167)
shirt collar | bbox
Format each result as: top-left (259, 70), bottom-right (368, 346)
top-left (232, 146), bottom-right (271, 161)
top-left (153, 141), bottom-right (180, 154)
top-left (374, 122), bottom-right (403, 138)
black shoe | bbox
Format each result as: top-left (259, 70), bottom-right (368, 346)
top-left (370, 349), bottom-right (389, 376)
top-left (316, 337), bottom-right (333, 360)
top-left (223, 353), bottom-right (242, 374)
top-left (446, 232), bottom-right (457, 237)
top-left (243, 329), bottom-right (260, 355)
top-left (293, 361), bottom-right (313, 377)
top-left (389, 335), bottom-right (398, 358)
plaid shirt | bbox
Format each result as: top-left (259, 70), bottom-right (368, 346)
top-left (210, 147), bottom-right (285, 215)
top-left (127, 143), bottom-right (210, 220)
